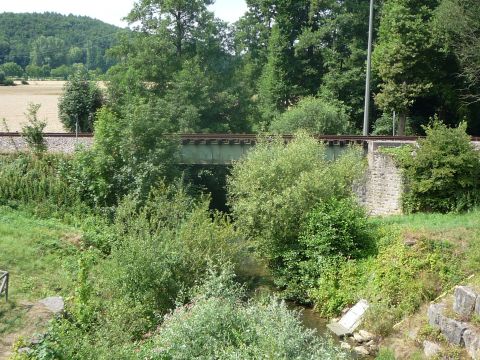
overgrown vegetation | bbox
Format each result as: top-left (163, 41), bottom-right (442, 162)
top-left (386, 121), bottom-right (480, 213)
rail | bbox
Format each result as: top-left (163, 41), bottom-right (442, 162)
top-left (0, 132), bottom-right (479, 143)
top-left (0, 271), bottom-right (9, 302)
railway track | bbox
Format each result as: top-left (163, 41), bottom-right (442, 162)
top-left (1, 132), bottom-right (479, 144)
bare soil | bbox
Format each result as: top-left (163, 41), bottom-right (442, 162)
top-left (0, 81), bottom-right (65, 133)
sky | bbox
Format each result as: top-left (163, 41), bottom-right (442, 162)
top-left (1, 0), bottom-right (248, 27)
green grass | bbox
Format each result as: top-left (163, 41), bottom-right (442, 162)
top-left (0, 206), bottom-right (80, 335)
top-left (376, 209), bottom-right (480, 231)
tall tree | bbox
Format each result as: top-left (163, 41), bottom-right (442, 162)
top-left (373, 0), bottom-right (439, 135)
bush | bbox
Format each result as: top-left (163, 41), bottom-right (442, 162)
top-left (107, 185), bottom-right (240, 317)
top-left (269, 96), bottom-right (350, 134)
top-left (227, 132), bottom-right (366, 294)
top-left (69, 105), bottom-right (179, 206)
top-left (58, 65), bottom-right (103, 132)
top-left (21, 103), bottom-right (47, 154)
top-left (281, 197), bottom-right (376, 308)
top-left (394, 120), bottom-right (480, 213)
top-left (140, 266), bottom-right (347, 360)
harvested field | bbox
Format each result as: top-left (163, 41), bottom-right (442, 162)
top-left (0, 81), bottom-right (65, 132)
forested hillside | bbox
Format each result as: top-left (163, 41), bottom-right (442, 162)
top-left (0, 12), bottom-right (124, 76)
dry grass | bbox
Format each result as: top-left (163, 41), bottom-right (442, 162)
top-left (0, 81), bottom-right (65, 132)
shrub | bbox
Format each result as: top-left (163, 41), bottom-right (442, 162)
top-left (281, 197), bottom-right (376, 308)
top-left (68, 105), bottom-right (179, 206)
top-left (140, 266), bottom-right (347, 360)
top-left (394, 120), bottom-right (480, 213)
top-left (58, 65), bottom-right (103, 132)
top-left (101, 184), bottom-right (241, 333)
top-left (227, 131), bottom-right (366, 295)
top-left (269, 96), bottom-right (350, 134)
top-left (21, 103), bottom-right (47, 154)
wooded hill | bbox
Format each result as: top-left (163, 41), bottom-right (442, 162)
top-left (0, 12), bottom-right (124, 72)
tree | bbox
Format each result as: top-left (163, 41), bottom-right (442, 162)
top-left (30, 36), bottom-right (66, 68)
top-left (58, 66), bottom-right (103, 132)
top-left (373, 0), bottom-right (439, 135)
top-left (269, 96), bottom-right (350, 134)
top-left (257, 25), bottom-right (290, 126)
top-left (0, 62), bottom-right (23, 77)
top-left (435, 0), bottom-right (480, 103)
top-left (227, 132), bottom-right (365, 286)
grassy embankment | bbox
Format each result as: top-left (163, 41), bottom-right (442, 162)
top-left (0, 207), bottom-right (80, 339)
top-left (374, 210), bottom-right (480, 358)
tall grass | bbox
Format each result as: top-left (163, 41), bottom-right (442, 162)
top-left (0, 153), bottom-right (85, 216)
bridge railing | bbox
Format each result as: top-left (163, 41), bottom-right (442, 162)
top-left (0, 270), bottom-right (9, 302)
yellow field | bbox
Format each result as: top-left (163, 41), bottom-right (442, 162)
top-left (0, 81), bottom-right (66, 132)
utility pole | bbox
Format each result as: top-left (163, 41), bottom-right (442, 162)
top-left (363, 0), bottom-right (374, 136)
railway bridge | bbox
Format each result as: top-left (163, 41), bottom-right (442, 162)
top-left (1, 132), bottom-right (479, 216)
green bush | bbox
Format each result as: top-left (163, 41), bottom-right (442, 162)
top-left (21, 103), bottom-right (47, 154)
top-left (281, 197), bottom-right (376, 309)
top-left (394, 120), bottom-right (480, 213)
top-left (228, 131), bottom-right (366, 293)
top-left (269, 96), bottom-right (350, 134)
top-left (140, 266), bottom-right (347, 360)
top-left (58, 65), bottom-right (103, 132)
top-left (69, 105), bottom-right (179, 207)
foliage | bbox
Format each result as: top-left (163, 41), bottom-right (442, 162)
top-left (68, 104), bottom-right (179, 206)
top-left (58, 66), bottom-right (104, 132)
top-left (372, 0), bottom-right (439, 135)
top-left (269, 96), bottom-right (350, 135)
top-left (21, 103), bottom-right (47, 154)
top-left (139, 266), bottom-right (348, 360)
top-left (393, 121), bottom-right (480, 213)
top-left (0, 12), bottom-right (122, 71)
top-left (435, 0), bottom-right (480, 103)
top-left (0, 62), bottom-right (23, 77)
top-left (0, 154), bottom-right (83, 214)
top-left (228, 131), bottom-right (366, 292)
top-left (281, 197), bottom-right (376, 311)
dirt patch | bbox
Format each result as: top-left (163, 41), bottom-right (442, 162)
top-left (0, 301), bottom-right (55, 359)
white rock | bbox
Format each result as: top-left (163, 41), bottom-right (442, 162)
top-left (354, 346), bottom-right (370, 356)
top-left (453, 286), bottom-right (477, 317)
top-left (340, 342), bottom-right (352, 350)
top-left (39, 296), bottom-right (64, 314)
top-left (463, 327), bottom-right (480, 360)
top-left (423, 340), bottom-right (442, 358)
top-left (353, 332), bottom-right (364, 343)
top-left (359, 330), bottom-right (374, 342)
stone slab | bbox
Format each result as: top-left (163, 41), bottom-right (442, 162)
top-left (454, 286), bottom-right (477, 318)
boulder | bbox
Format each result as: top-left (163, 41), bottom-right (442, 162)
top-left (354, 346), bottom-right (370, 356)
top-left (428, 302), bottom-right (468, 345)
top-left (463, 327), bottom-right (480, 360)
top-left (428, 303), bottom-right (446, 328)
top-left (38, 296), bottom-right (64, 314)
top-left (423, 340), bottom-right (442, 358)
top-left (454, 286), bottom-right (477, 318)
top-left (439, 316), bottom-right (469, 345)
top-left (358, 330), bottom-right (374, 342)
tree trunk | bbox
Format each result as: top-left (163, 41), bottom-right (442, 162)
top-left (397, 112), bottom-right (407, 136)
